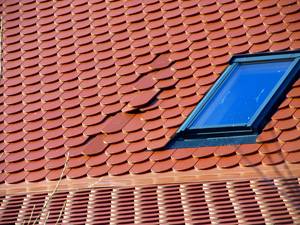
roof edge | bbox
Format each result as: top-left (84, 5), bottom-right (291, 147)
top-left (1, 163), bottom-right (300, 195)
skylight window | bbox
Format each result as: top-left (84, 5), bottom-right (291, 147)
top-left (189, 61), bottom-right (292, 129)
top-left (168, 51), bottom-right (300, 148)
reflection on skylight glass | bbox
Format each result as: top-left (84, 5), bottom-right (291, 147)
top-left (189, 60), bottom-right (292, 129)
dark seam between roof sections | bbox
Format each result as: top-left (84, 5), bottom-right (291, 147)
top-left (0, 0), bottom-right (299, 186)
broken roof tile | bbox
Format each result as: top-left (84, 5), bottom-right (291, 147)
top-left (134, 74), bottom-right (157, 91)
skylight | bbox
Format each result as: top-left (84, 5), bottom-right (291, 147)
top-left (189, 61), bottom-right (292, 129)
top-left (168, 51), bottom-right (300, 148)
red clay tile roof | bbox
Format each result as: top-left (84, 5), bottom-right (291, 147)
top-left (1, 0), bottom-right (300, 224)
top-left (1, 178), bottom-right (300, 224)
top-left (0, 0), bottom-right (300, 187)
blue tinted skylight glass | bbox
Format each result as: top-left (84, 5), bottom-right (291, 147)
top-left (189, 60), bottom-right (292, 129)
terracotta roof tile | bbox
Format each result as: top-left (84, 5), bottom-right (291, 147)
top-left (147, 137), bottom-right (170, 150)
top-left (151, 158), bottom-right (175, 173)
top-left (217, 154), bottom-right (242, 168)
top-left (0, 0), bottom-right (299, 193)
top-left (5, 170), bottom-right (29, 184)
top-left (126, 140), bottom-right (148, 153)
top-left (25, 148), bottom-right (47, 161)
top-left (5, 151), bottom-right (27, 164)
top-left (194, 155), bottom-right (219, 170)
top-left (228, 34), bottom-right (251, 46)
top-left (274, 118), bottom-right (298, 131)
top-left (124, 129), bottom-right (148, 143)
top-left (108, 162), bottom-right (132, 176)
top-left (66, 166), bottom-right (90, 179)
top-left (262, 151), bottom-right (288, 165)
top-left (285, 151), bottom-right (300, 163)
top-left (129, 160), bottom-right (154, 174)
top-left (272, 107), bottom-right (295, 120)
top-left (24, 158), bottom-right (48, 172)
top-left (236, 143), bottom-right (262, 156)
top-left (173, 157), bottom-right (198, 171)
top-left (278, 129), bottom-right (300, 142)
top-left (145, 127), bottom-right (167, 141)
top-left (4, 160), bottom-right (28, 173)
top-left (192, 146), bottom-right (217, 158)
top-left (128, 151), bottom-right (153, 164)
top-left (259, 142), bottom-right (283, 155)
top-left (282, 139), bottom-right (300, 153)
top-left (161, 107), bottom-right (184, 119)
top-left (171, 148), bottom-right (196, 160)
top-left (150, 149), bottom-right (175, 161)
top-left (87, 163), bottom-right (111, 177)
top-left (25, 169), bottom-right (49, 182)
top-left (214, 145), bottom-right (239, 157)
top-left (104, 142), bottom-right (127, 155)
top-left (239, 153), bottom-right (265, 167)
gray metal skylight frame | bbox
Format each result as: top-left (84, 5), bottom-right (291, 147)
top-left (169, 50), bottom-right (300, 148)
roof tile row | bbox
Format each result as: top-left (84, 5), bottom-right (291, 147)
top-left (0, 0), bottom-right (300, 184)
top-left (1, 179), bottom-right (300, 224)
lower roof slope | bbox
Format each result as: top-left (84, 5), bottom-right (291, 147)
top-left (0, 0), bottom-right (300, 186)
top-left (1, 178), bottom-right (300, 224)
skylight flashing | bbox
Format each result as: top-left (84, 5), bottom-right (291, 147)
top-left (228, 50), bottom-right (300, 63)
top-left (169, 51), bottom-right (300, 148)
